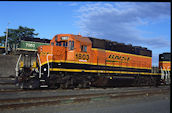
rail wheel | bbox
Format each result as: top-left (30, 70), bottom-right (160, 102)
top-left (49, 83), bottom-right (60, 89)
top-left (151, 77), bottom-right (158, 87)
top-left (134, 75), bottom-right (140, 87)
top-left (18, 78), bottom-right (39, 89)
top-left (60, 81), bottom-right (71, 89)
top-left (29, 78), bottom-right (40, 89)
top-left (77, 81), bottom-right (90, 88)
top-left (19, 83), bottom-right (24, 89)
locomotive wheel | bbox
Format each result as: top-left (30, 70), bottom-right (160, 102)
top-left (19, 83), bottom-right (24, 89)
top-left (28, 78), bottom-right (40, 89)
top-left (83, 81), bottom-right (90, 88)
top-left (60, 77), bottom-right (75, 89)
top-left (151, 77), bottom-right (157, 87)
top-left (77, 81), bottom-right (90, 88)
top-left (49, 83), bottom-right (60, 89)
top-left (77, 83), bottom-right (82, 88)
top-left (64, 82), bottom-right (69, 89)
top-left (60, 82), bottom-right (70, 89)
top-left (83, 83), bottom-right (87, 88)
top-left (134, 75), bottom-right (141, 87)
top-left (18, 82), bottom-right (28, 89)
top-left (29, 84), bottom-right (34, 89)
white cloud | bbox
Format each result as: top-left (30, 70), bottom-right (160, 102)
top-left (76, 2), bottom-right (170, 45)
top-left (75, 2), bottom-right (171, 66)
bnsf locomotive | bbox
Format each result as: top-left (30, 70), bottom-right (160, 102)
top-left (15, 34), bottom-right (161, 89)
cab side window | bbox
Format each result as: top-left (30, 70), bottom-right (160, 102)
top-left (63, 42), bottom-right (66, 47)
top-left (81, 45), bottom-right (87, 52)
top-left (59, 42), bottom-right (61, 46)
top-left (69, 41), bottom-right (74, 50)
top-left (63, 42), bottom-right (68, 47)
top-left (55, 36), bottom-right (58, 41)
top-left (56, 42), bottom-right (61, 46)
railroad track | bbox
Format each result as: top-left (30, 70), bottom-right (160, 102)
top-left (0, 86), bottom-right (169, 111)
top-left (0, 85), bottom-right (169, 94)
top-left (0, 76), bottom-right (17, 90)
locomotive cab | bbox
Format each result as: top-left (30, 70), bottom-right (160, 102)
top-left (36, 34), bottom-right (92, 88)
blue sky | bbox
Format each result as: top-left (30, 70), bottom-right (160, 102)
top-left (0, 1), bottom-right (171, 66)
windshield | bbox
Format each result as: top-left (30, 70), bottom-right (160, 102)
top-left (55, 41), bottom-right (68, 47)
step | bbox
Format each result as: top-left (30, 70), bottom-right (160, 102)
top-left (40, 79), bottom-right (46, 82)
top-left (40, 85), bottom-right (48, 88)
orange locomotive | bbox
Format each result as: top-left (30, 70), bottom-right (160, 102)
top-left (159, 53), bottom-right (171, 84)
top-left (16, 34), bottom-right (161, 89)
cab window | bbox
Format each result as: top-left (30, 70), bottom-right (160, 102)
top-left (69, 41), bottom-right (74, 50)
top-left (63, 42), bottom-right (68, 47)
top-left (59, 42), bottom-right (61, 46)
top-left (81, 45), bottom-right (87, 52)
top-left (56, 42), bottom-right (61, 46)
top-left (63, 42), bottom-right (65, 47)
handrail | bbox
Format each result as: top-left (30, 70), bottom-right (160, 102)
top-left (37, 53), bottom-right (42, 78)
top-left (47, 54), bottom-right (53, 77)
top-left (167, 66), bottom-right (170, 84)
top-left (160, 66), bottom-right (165, 80)
top-left (167, 66), bottom-right (170, 77)
top-left (15, 54), bottom-right (22, 77)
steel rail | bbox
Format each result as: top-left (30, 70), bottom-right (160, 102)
top-left (0, 86), bottom-right (169, 93)
top-left (0, 88), bottom-right (169, 110)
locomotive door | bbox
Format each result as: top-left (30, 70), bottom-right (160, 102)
top-left (67, 40), bottom-right (75, 61)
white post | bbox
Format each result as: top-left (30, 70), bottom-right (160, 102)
top-left (5, 22), bottom-right (10, 55)
top-left (164, 67), bottom-right (167, 83)
top-left (160, 66), bottom-right (165, 80)
top-left (47, 54), bottom-right (53, 77)
top-left (15, 54), bottom-right (22, 77)
top-left (47, 45), bottom-right (53, 77)
top-left (167, 66), bottom-right (170, 84)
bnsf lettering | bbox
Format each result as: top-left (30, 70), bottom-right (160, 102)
top-left (76, 53), bottom-right (89, 60)
top-left (108, 54), bottom-right (130, 63)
